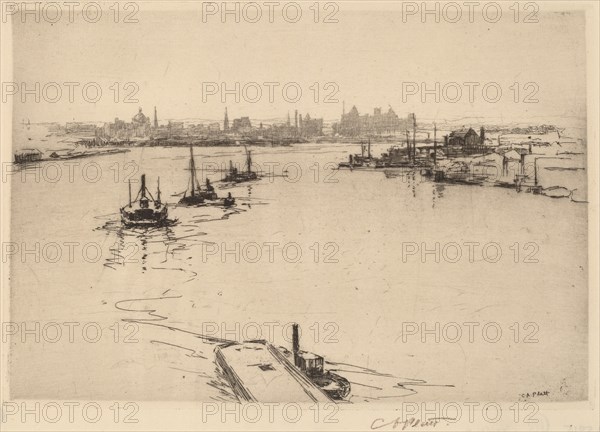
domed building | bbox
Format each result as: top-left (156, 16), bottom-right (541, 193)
top-left (132, 107), bottom-right (150, 137)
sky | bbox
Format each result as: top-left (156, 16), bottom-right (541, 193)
top-left (5, 1), bottom-right (589, 125)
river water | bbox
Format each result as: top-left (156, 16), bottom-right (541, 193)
top-left (8, 124), bottom-right (588, 403)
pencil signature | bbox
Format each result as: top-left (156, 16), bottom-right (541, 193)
top-left (371, 416), bottom-right (455, 430)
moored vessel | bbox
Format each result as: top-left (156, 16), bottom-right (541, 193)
top-left (179, 144), bottom-right (205, 205)
top-left (121, 174), bottom-right (168, 227)
top-left (179, 145), bottom-right (235, 207)
top-left (223, 145), bottom-right (259, 183)
top-left (14, 148), bottom-right (42, 164)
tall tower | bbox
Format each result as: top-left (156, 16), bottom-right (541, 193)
top-left (294, 110), bottom-right (298, 129)
top-left (153, 106), bottom-right (158, 129)
top-left (286, 111), bottom-right (291, 126)
top-left (224, 107), bottom-right (230, 132)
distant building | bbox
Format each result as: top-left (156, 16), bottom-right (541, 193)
top-left (187, 123), bottom-right (208, 136)
top-left (232, 117), bottom-right (252, 134)
top-left (446, 128), bottom-right (482, 148)
top-left (132, 107), bottom-right (151, 137)
top-left (65, 122), bottom-right (96, 135)
top-left (102, 117), bottom-right (127, 139)
top-left (224, 107), bottom-right (230, 132)
top-left (97, 107), bottom-right (157, 139)
top-left (444, 127), bottom-right (486, 156)
top-left (299, 113), bottom-right (323, 137)
top-left (333, 105), bottom-right (408, 137)
top-left (336, 105), bottom-right (362, 136)
top-left (168, 120), bottom-right (184, 137)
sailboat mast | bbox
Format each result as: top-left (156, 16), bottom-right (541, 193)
top-left (247, 149), bottom-right (252, 174)
top-left (128, 179), bottom-right (132, 206)
top-left (433, 123), bottom-right (437, 167)
top-left (190, 145), bottom-right (196, 196)
top-left (412, 113), bottom-right (417, 163)
top-left (368, 138), bottom-right (371, 158)
top-left (157, 177), bottom-right (161, 202)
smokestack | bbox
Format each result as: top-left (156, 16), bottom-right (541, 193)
top-left (140, 174), bottom-right (146, 198)
top-left (292, 323), bottom-right (301, 368)
top-left (292, 323), bottom-right (300, 353)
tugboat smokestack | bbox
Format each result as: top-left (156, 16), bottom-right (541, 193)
top-left (292, 323), bottom-right (300, 353)
top-left (292, 323), bottom-right (301, 368)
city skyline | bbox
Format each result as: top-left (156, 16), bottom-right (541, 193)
top-left (6, 4), bottom-right (588, 125)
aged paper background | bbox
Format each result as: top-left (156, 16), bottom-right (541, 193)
top-left (1, 1), bottom-right (598, 430)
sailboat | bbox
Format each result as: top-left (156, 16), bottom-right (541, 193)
top-left (121, 174), bottom-right (168, 227)
top-left (223, 145), bottom-right (259, 183)
top-left (179, 145), bottom-right (236, 207)
top-left (179, 145), bottom-right (205, 206)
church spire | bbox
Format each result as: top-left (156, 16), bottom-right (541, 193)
top-left (224, 107), bottom-right (230, 131)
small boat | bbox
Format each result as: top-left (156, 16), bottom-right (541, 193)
top-left (223, 145), bottom-right (259, 183)
top-left (338, 139), bottom-right (377, 169)
top-left (223, 192), bottom-right (235, 207)
top-left (291, 324), bottom-right (351, 401)
top-left (121, 174), bottom-right (168, 227)
top-left (200, 178), bottom-right (236, 207)
top-left (542, 186), bottom-right (572, 199)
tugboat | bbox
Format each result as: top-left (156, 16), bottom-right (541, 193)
top-left (121, 174), bottom-right (168, 227)
top-left (291, 324), bottom-right (351, 400)
top-left (200, 177), bottom-right (218, 201)
top-left (180, 145), bottom-right (236, 207)
top-left (223, 145), bottom-right (259, 183)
